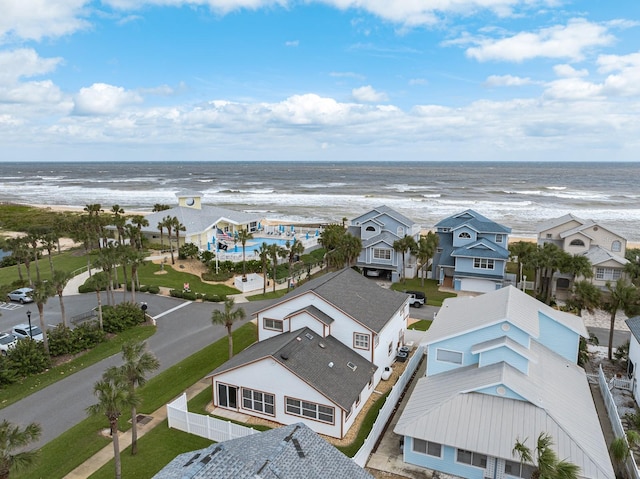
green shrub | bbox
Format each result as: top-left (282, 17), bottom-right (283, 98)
top-left (139, 285), bottom-right (149, 293)
top-left (182, 291), bottom-right (197, 301)
top-left (102, 302), bottom-right (146, 333)
top-left (169, 289), bottom-right (183, 298)
top-left (147, 285), bottom-right (160, 294)
top-left (201, 271), bottom-right (233, 282)
top-left (8, 340), bottom-right (51, 377)
top-left (202, 293), bottom-right (224, 302)
top-left (0, 356), bottom-right (16, 387)
top-left (47, 322), bottom-right (106, 356)
top-left (48, 324), bottom-right (75, 356)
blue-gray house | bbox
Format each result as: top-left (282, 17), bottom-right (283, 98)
top-left (394, 286), bottom-right (614, 479)
top-left (349, 205), bottom-right (421, 282)
top-left (431, 209), bottom-right (511, 293)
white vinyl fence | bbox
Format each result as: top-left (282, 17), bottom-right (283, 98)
top-left (597, 364), bottom-right (640, 479)
top-left (167, 393), bottom-right (259, 442)
top-left (166, 344), bottom-right (425, 467)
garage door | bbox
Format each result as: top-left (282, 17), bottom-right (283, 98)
top-left (459, 278), bottom-right (497, 293)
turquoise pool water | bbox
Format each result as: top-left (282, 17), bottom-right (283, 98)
top-left (213, 237), bottom-right (299, 254)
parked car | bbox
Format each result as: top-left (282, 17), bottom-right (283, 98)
top-left (12, 324), bottom-right (44, 342)
top-left (405, 290), bottom-right (426, 308)
top-left (0, 333), bottom-right (18, 355)
top-left (7, 287), bottom-right (34, 303)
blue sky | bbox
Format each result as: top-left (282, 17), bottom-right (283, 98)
top-left (1, 1), bottom-right (639, 162)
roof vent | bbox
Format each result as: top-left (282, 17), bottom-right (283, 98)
top-left (319, 342), bottom-right (326, 348)
top-left (347, 362), bottom-right (357, 371)
top-left (305, 332), bottom-right (313, 340)
top-left (328, 362), bottom-right (334, 368)
top-left (296, 337), bottom-right (302, 342)
top-left (280, 352), bottom-right (289, 360)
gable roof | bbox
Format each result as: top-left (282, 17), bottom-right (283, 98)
top-left (394, 340), bottom-right (614, 479)
top-left (583, 245), bottom-right (629, 267)
top-left (450, 238), bottom-right (510, 259)
top-left (426, 286), bottom-right (588, 344)
top-left (361, 230), bottom-right (399, 248)
top-left (287, 305), bottom-right (335, 326)
top-left (139, 205), bottom-right (262, 237)
top-left (261, 268), bottom-right (408, 333)
top-left (352, 205), bottom-right (415, 228)
top-left (536, 213), bottom-right (586, 233)
top-left (153, 422), bottom-right (374, 479)
top-left (435, 209), bottom-right (511, 234)
top-left (207, 327), bottom-right (377, 411)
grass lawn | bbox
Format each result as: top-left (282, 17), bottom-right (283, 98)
top-left (0, 248), bottom-right (90, 287)
top-left (0, 325), bottom-right (156, 410)
top-left (390, 278), bottom-right (456, 306)
top-left (408, 320), bottom-right (432, 331)
top-left (21, 322), bottom-right (257, 479)
top-left (134, 261), bottom-right (240, 296)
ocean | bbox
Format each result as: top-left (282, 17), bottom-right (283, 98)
top-left (1, 161), bottom-right (639, 242)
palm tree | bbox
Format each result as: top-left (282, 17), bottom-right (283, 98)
top-left (163, 216), bottom-right (174, 264)
top-left (25, 231), bottom-right (42, 285)
top-left (258, 242), bottom-right (270, 294)
top-left (512, 432), bottom-right (579, 479)
top-left (111, 204), bottom-right (126, 244)
top-left (93, 273), bottom-right (109, 331)
top-left (393, 235), bottom-right (417, 283)
top-left (605, 279), bottom-right (640, 360)
top-left (52, 270), bottom-right (72, 327)
top-left (0, 419), bottom-right (42, 479)
top-left (416, 232), bottom-right (439, 286)
top-left (119, 340), bottom-right (159, 455)
top-left (341, 233), bottom-right (362, 267)
top-left (212, 298), bottom-right (246, 359)
top-left (171, 217), bottom-right (185, 259)
top-left (130, 215), bottom-right (149, 250)
top-left (86, 368), bottom-right (140, 479)
top-left (509, 240), bottom-right (537, 285)
top-left (40, 232), bottom-right (58, 276)
top-left (152, 204), bottom-right (171, 212)
top-left (157, 221), bottom-right (165, 251)
top-left (237, 229), bottom-right (254, 280)
top-left (567, 280), bottom-right (601, 317)
top-left (127, 248), bottom-right (147, 304)
top-left (319, 224), bottom-right (346, 271)
top-left (32, 280), bottom-right (55, 356)
top-left (286, 238), bottom-right (305, 289)
top-left (5, 237), bottom-right (28, 284)
top-left (267, 243), bottom-right (287, 293)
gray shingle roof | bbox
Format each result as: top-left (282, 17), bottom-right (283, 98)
top-left (626, 316), bottom-right (640, 343)
top-left (435, 209), bottom-right (511, 234)
top-left (153, 422), bottom-right (374, 479)
top-left (207, 327), bottom-right (377, 410)
top-left (287, 305), bottom-right (334, 326)
top-left (352, 205), bottom-right (415, 228)
top-left (450, 238), bottom-right (510, 259)
top-left (275, 268), bottom-right (408, 333)
top-left (583, 245), bottom-right (628, 267)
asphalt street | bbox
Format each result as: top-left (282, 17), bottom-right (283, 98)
top-left (0, 292), bottom-right (274, 449)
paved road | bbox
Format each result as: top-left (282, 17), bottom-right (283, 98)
top-left (0, 292), bottom-right (274, 449)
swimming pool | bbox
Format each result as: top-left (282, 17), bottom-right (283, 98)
top-left (215, 237), bottom-right (302, 255)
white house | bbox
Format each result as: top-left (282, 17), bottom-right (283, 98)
top-left (207, 268), bottom-right (410, 438)
top-left (394, 286), bottom-right (614, 479)
top-left (625, 316), bottom-right (640, 407)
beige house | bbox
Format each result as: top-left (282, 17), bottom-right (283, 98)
top-left (537, 213), bottom-right (629, 297)
top-left (138, 191), bottom-right (263, 251)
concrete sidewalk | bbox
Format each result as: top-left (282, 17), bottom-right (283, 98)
top-left (64, 378), bottom-right (211, 479)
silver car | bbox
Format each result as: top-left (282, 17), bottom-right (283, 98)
top-left (0, 333), bottom-right (18, 355)
top-left (7, 287), bottom-right (34, 303)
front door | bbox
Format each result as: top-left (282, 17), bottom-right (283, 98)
top-left (217, 383), bottom-right (238, 409)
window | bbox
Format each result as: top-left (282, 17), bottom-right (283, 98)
top-left (556, 278), bottom-right (570, 289)
top-left (436, 349), bottom-right (463, 364)
top-left (612, 240), bottom-right (622, 252)
top-left (458, 232), bottom-right (471, 239)
top-left (263, 318), bottom-right (283, 332)
top-left (457, 449), bottom-right (487, 468)
top-left (388, 342), bottom-right (393, 356)
top-left (496, 234), bottom-right (504, 243)
top-left (366, 226), bottom-right (376, 232)
top-left (546, 233), bottom-right (552, 239)
top-left (569, 239), bottom-right (585, 246)
top-left (412, 439), bottom-right (442, 457)
top-left (596, 267), bottom-right (622, 281)
top-left (505, 460), bottom-right (536, 478)
top-left (286, 398), bottom-right (334, 424)
top-left (242, 388), bottom-right (275, 415)
top-left (374, 335), bottom-right (380, 347)
top-left (473, 258), bottom-right (495, 270)
top-left (354, 332), bottom-right (370, 350)
top-left (373, 248), bottom-right (391, 260)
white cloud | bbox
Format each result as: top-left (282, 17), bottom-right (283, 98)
top-left (0, 80), bottom-right (63, 103)
top-left (73, 83), bottom-right (143, 115)
top-left (543, 78), bottom-right (604, 100)
top-left (352, 85), bottom-right (388, 103)
top-left (597, 52), bottom-right (640, 97)
top-left (484, 74), bottom-right (535, 87)
top-left (409, 78), bottom-right (427, 86)
top-left (465, 18), bottom-right (615, 62)
top-left (0, 49), bottom-right (63, 85)
top-left (553, 64), bottom-right (589, 78)
top-left (285, 40), bottom-right (299, 47)
top-left (0, 0), bottom-right (90, 43)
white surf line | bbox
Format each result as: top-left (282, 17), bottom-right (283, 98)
top-left (152, 301), bottom-right (193, 320)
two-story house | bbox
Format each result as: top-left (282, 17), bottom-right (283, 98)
top-left (207, 268), bottom-right (410, 439)
top-left (349, 205), bottom-right (421, 281)
top-left (394, 286), bottom-right (614, 479)
top-left (537, 214), bottom-right (629, 298)
top-left (431, 209), bottom-right (512, 293)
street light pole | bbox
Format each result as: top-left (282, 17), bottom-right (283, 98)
top-left (26, 310), bottom-right (33, 340)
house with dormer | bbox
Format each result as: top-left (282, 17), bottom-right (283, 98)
top-left (394, 286), bottom-right (614, 479)
top-left (431, 210), bottom-right (512, 293)
top-left (207, 268), bottom-right (410, 439)
top-left (135, 191), bottom-right (262, 251)
top-left (349, 205), bottom-right (421, 281)
top-left (537, 214), bottom-right (629, 298)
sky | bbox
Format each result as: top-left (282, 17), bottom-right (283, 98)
top-left (1, 1), bottom-right (639, 163)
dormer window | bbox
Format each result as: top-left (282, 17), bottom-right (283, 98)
top-left (365, 226), bottom-right (376, 232)
top-left (458, 232), bottom-right (471, 239)
top-left (570, 239), bottom-right (585, 247)
top-left (612, 240), bottom-right (622, 252)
